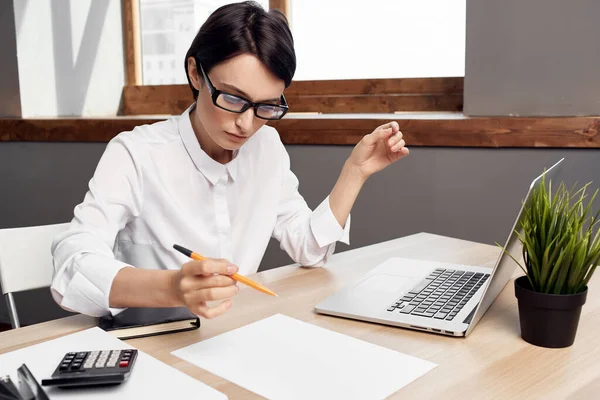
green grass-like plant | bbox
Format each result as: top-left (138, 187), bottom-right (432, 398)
top-left (500, 176), bottom-right (600, 295)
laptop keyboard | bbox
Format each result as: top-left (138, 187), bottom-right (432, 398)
top-left (386, 268), bottom-right (490, 321)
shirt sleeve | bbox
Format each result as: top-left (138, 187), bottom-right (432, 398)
top-left (271, 143), bottom-right (350, 267)
top-left (50, 134), bottom-right (143, 317)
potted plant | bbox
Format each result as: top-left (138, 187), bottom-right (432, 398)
top-left (501, 176), bottom-right (600, 348)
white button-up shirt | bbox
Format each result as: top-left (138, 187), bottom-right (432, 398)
top-left (51, 106), bottom-right (350, 317)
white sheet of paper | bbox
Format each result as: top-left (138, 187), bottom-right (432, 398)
top-left (172, 314), bottom-right (436, 400)
top-left (0, 327), bottom-right (226, 400)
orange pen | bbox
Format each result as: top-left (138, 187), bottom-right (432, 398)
top-left (173, 244), bottom-right (278, 297)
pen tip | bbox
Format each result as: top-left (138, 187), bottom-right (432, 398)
top-left (173, 244), bottom-right (192, 257)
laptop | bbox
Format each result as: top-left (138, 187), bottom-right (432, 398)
top-left (315, 158), bottom-right (564, 337)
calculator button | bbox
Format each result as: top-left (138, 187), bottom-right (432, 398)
top-left (108, 354), bottom-right (120, 367)
top-left (59, 363), bottom-right (70, 371)
top-left (70, 363), bottom-right (82, 370)
top-left (97, 351), bottom-right (110, 362)
top-left (119, 361), bottom-right (129, 368)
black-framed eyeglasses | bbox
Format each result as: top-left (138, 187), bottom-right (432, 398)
top-left (197, 62), bottom-right (289, 121)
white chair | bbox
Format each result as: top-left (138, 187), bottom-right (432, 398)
top-left (0, 223), bottom-right (69, 329)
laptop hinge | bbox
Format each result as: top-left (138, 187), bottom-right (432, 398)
top-left (462, 307), bottom-right (477, 325)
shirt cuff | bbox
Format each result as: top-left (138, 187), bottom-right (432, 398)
top-left (310, 195), bottom-right (351, 247)
top-left (59, 254), bottom-right (130, 317)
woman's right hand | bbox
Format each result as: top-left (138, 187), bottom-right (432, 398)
top-left (174, 258), bottom-right (240, 319)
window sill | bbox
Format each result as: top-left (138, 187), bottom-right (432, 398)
top-left (1, 113), bottom-right (599, 147)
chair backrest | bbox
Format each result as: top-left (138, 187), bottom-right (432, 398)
top-left (0, 223), bottom-right (69, 295)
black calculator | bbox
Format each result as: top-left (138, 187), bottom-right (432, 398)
top-left (41, 349), bottom-right (138, 388)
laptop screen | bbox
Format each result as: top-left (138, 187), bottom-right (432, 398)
top-left (464, 158), bottom-right (564, 336)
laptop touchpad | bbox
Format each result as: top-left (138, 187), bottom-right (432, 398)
top-left (354, 274), bottom-right (420, 294)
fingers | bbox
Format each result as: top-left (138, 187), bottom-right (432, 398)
top-left (182, 286), bottom-right (238, 314)
top-left (378, 122), bottom-right (408, 154)
top-left (180, 273), bottom-right (237, 292)
top-left (182, 285), bottom-right (239, 318)
top-left (182, 258), bottom-right (239, 277)
top-left (362, 123), bottom-right (395, 145)
top-left (388, 131), bottom-right (404, 149)
top-left (385, 128), bottom-right (408, 155)
top-left (390, 138), bottom-right (405, 152)
top-left (378, 121), bottom-right (400, 133)
top-left (363, 121), bottom-right (401, 146)
top-left (186, 284), bottom-right (240, 303)
top-left (191, 299), bottom-right (233, 319)
top-left (393, 146), bottom-right (410, 157)
top-left (178, 257), bottom-right (240, 320)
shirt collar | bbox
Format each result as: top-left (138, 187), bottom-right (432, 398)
top-left (178, 105), bottom-right (239, 184)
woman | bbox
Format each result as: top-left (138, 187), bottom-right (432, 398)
top-left (51, 1), bottom-right (408, 319)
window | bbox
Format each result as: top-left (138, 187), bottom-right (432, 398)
top-left (139, 0), bottom-right (270, 85)
top-left (123, 1), bottom-right (464, 116)
top-left (291, 0), bottom-right (466, 80)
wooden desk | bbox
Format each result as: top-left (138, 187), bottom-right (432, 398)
top-left (1, 233), bottom-right (598, 399)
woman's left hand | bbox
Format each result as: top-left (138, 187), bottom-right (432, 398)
top-left (346, 121), bottom-right (409, 180)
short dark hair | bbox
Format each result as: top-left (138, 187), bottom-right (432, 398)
top-left (185, 1), bottom-right (296, 100)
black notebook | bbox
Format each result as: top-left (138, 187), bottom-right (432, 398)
top-left (98, 307), bottom-right (200, 340)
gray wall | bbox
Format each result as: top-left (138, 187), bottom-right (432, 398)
top-left (0, 0), bottom-right (20, 117)
top-left (1, 142), bottom-right (598, 325)
top-left (464, 0), bottom-right (600, 116)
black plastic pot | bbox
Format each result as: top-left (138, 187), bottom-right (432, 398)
top-left (514, 276), bottom-right (587, 348)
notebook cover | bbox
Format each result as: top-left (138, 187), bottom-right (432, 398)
top-left (98, 307), bottom-right (200, 340)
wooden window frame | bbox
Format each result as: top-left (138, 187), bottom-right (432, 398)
top-left (122, 0), bottom-right (142, 86)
